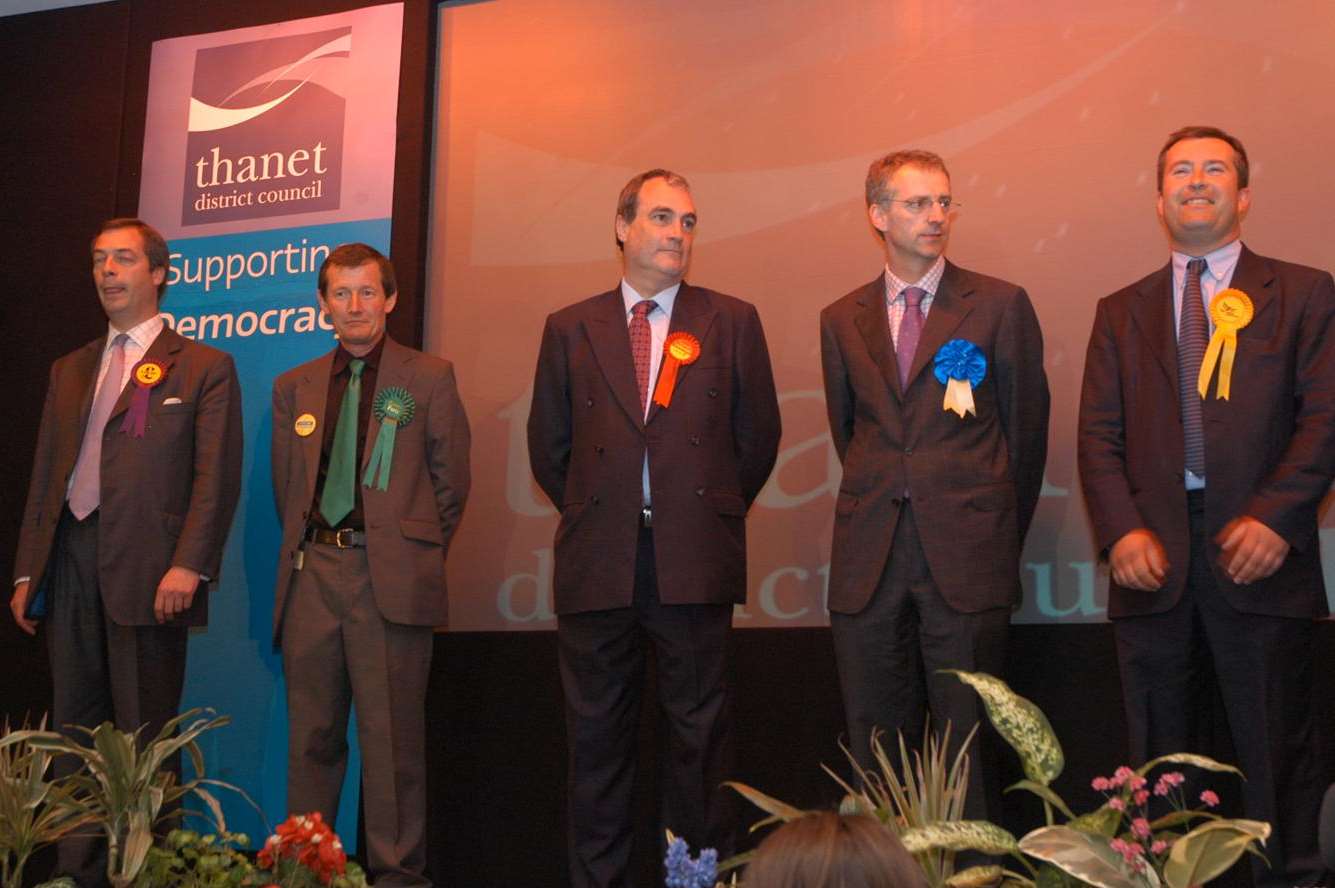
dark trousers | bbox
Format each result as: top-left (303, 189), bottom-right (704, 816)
top-left (829, 501), bottom-right (1010, 824)
top-left (281, 541), bottom-right (433, 888)
top-left (557, 525), bottom-right (734, 888)
top-left (46, 506), bottom-right (189, 888)
top-left (1114, 491), bottom-right (1324, 888)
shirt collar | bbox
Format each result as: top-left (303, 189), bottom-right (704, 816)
top-left (884, 256), bottom-right (946, 302)
top-left (1171, 238), bottom-right (1242, 285)
top-left (621, 279), bottom-right (681, 318)
top-left (107, 314), bottom-right (165, 354)
top-left (332, 335), bottom-right (386, 376)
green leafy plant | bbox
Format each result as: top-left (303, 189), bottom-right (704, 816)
top-left (15, 708), bottom-right (236, 888)
top-left (0, 719), bottom-right (95, 888)
top-left (724, 672), bottom-right (1269, 888)
top-left (133, 829), bottom-right (257, 888)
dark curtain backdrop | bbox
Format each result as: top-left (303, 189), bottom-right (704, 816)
top-left (0, 3), bottom-right (1329, 886)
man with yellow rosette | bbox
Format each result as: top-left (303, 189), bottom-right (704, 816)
top-left (270, 243), bottom-right (470, 887)
top-left (819, 150), bottom-right (1050, 826)
top-left (528, 169), bottom-right (781, 888)
top-left (12, 218), bottom-right (244, 887)
top-left (1078, 126), bottom-right (1335, 888)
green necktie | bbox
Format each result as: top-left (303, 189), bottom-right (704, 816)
top-left (319, 358), bottom-right (365, 526)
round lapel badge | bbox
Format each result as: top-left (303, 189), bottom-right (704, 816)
top-left (294, 413), bottom-right (318, 437)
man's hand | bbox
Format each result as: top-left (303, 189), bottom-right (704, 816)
top-left (1110, 528), bottom-right (1169, 591)
top-left (1216, 516), bottom-right (1289, 585)
top-left (155, 567), bottom-right (201, 623)
top-left (10, 581), bottom-right (37, 635)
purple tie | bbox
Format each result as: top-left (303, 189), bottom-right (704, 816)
top-left (897, 287), bottom-right (926, 388)
top-left (630, 299), bottom-right (656, 414)
top-left (68, 333), bottom-right (128, 519)
top-left (1178, 258), bottom-right (1208, 478)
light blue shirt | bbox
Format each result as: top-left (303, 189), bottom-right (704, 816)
top-left (621, 280), bottom-right (681, 505)
top-left (1170, 238), bottom-right (1241, 489)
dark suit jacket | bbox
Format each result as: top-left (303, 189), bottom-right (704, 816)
top-left (270, 335), bottom-right (471, 642)
top-left (1078, 245), bottom-right (1335, 619)
top-left (527, 283), bottom-right (781, 615)
top-left (15, 327), bottom-right (244, 627)
top-left (820, 262), bottom-right (1050, 615)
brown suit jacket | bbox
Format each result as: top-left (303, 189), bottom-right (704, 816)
top-left (820, 262), bottom-right (1050, 614)
top-left (270, 335), bottom-right (471, 642)
top-left (15, 327), bottom-right (244, 626)
top-left (1078, 245), bottom-right (1335, 619)
top-left (527, 283), bottom-right (781, 615)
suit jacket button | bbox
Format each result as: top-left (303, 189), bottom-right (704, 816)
top-left (707, 388), bottom-right (718, 398)
top-left (689, 435), bottom-right (700, 446)
top-left (594, 445), bottom-right (605, 454)
top-left (904, 448), bottom-right (913, 456)
top-left (695, 487), bottom-right (705, 496)
top-left (586, 398), bottom-right (594, 407)
top-left (891, 497), bottom-right (902, 506)
top-left (590, 495), bottom-right (600, 505)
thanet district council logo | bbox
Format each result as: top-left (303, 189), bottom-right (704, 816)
top-left (182, 27), bottom-right (349, 225)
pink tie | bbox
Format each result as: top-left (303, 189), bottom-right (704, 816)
top-left (897, 287), bottom-right (926, 388)
top-left (68, 334), bottom-right (128, 519)
top-left (630, 300), bottom-right (656, 414)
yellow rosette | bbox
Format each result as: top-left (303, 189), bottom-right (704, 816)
top-left (652, 332), bottom-right (701, 408)
top-left (1198, 288), bottom-right (1253, 400)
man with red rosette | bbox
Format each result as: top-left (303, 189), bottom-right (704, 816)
top-left (12, 217), bottom-right (244, 887)
top-left (819, 150), bottom-right (1049, 825)
top-left (271, 243), bottom-right (470, 888)
top-left (528, 169), bottom-right (781, 888)
top-left (1079, 126), bottom-right (1335, 888)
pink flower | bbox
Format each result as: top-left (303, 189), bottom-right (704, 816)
top-left (1130, 775), bottom-right (1148, 791)
top-left (1151, 840), bottom-right (1169, 855)
top-left (1131, 818), bottom-right (1152, 839)
top-left (1108, 797), bottom-right (1126, 811)
top-left (1112, 766), bottom-right (1135, 787)
top-left (1092, 776), bottom-right (1111, 791)
top-left (1200, 790), bottom-right (1220, 808)
top-left (1134, 790), bottom-right (1150, 806)
top-left (1109, 838), bottom-right (1145, 864)
top-left (1163, 771), bottom-right (1185, 787)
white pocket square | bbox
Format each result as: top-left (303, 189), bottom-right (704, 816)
top-left (162, 397), bottom-right (184, 405)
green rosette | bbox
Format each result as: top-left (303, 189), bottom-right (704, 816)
top-left (362, 386), bottom-right (416, 491)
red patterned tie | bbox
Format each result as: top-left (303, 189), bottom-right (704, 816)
top-left (897, 287), bottom-right (926, 388)
top-left (630, 299), bottom-right (656, 414)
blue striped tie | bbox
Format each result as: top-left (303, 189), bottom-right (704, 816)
top-left (1178, 258), bottom-right (1208, 479)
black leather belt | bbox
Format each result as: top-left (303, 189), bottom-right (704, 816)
top-left (305, 526), bottom-right (367, 548)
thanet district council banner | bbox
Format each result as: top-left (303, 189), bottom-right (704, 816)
top-left (137, 2), bottom-right (404, 848)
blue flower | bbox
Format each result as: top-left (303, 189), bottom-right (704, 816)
top-left (933, 339), bottom-right (987, 387)
top-left (665, 837), bottom-right (718, 888)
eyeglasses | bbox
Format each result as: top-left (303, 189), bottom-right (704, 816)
top-left (883, 196), bottom-right (960, 214)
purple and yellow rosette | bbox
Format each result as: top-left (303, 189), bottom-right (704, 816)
top-left (1198, 288), bottom-right (1253, 400)
top-left (362, 386), bottom-right (416, 491)
top-left (933, 339), bottom-right (986, 418)
top-left (120, 360), bottom-right (167, 438)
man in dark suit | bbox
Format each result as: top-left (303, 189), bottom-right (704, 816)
top-left (271, 243), bottom-right (470, 887)
top-left (11, 217), bottom-right (244, 886)
top-left (819, 151), bottom-right (1049, 822)
top-left (1079, 126), bottom-right (1334, 888)
top-left (527, 169), bottom-right (781, 888)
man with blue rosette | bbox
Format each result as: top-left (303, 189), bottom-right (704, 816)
top-left (1078, 126), bottom-right (1335, 888)
top-left (270, 243), bottom-right (470, 887)
top-left (819, 150), bottom-right (1049, 824)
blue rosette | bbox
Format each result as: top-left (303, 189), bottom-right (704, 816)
top-left (933, 339), bottom-right (986, 417)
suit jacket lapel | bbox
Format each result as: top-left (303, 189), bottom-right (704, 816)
top-left (107, 327), bottom-right (184, 423)
top-left (906, 262), bottom-right (974, 389)
top-left (1129, 264), bottom-right (1178, 390)
top-left (297, 351), bottom-right (336, 502)
top-left (586, 289), bottom-right (646, 428)
top-left (852, 277), bottom-right (902, 400)
top-left (1227, 245), bottom-right (1276, 338)
top-left (363, 336), bottom-right (415, 474)
top-left (646, 283), bottom-right (717, 425)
